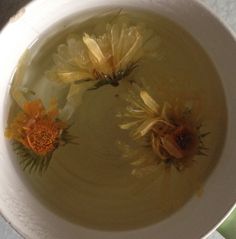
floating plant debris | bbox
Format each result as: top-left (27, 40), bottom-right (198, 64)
top-left (47, 12), bottom-right (160, 90)
top-left (119, 88), bottom-right (209, 175)
top-left (5, 99), bottom-right (76, 174)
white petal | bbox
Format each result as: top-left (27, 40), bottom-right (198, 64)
top-left (118, 29), bottom-right (142, 68)
top-left (11, 50), bottom-right (31, 109)
top-left (83, 33), bottom-right (106, 64)
top-left (110, 23), bottom-right (120, 61)
top-left (140, 91), bottom-right (160, 114)
top-left (134, 118), bottom-right (159, 138)
top-left (131, 157), bottom-right (147, 166)
top-left (161, 102), bottom-right (172, 120)
top-left (53, 54), bottom-right (65, 65)
top-left (60, 83), bottom-right (90, 120)
top-left (58, 44), bottom-right (70, 59)
top-left (57, 71), bottom-right (93, 83)
top-left (126, 107), bottom-right (144, 113)
top-left (115, 24), bottom-right (127, 65)
top-left (120, 120), bottom-right (141, 130)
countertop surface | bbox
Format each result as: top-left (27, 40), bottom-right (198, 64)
top-left (0, 0), bottom-right (235, 238)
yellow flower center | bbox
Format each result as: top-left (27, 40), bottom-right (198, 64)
top-left (25, 121), bottom-right (60, 155)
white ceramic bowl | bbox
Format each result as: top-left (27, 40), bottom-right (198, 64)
top-left (0, 0), bottom-right (236, 238)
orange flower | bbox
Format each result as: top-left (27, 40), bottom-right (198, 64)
top-left (5, 100), bottom-right (67, 156)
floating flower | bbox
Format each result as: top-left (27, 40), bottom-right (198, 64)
top-left (47, 13), bottom-right (160, 90)
top-left (119, 88), bottom-right (208, 176)
top-left (5, 99), bottom-right (76, 174)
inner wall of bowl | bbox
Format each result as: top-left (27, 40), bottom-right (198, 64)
top-left (0, 0), bottom-right (236, 239)
top-left (14, 5), bottom-right (227, 232)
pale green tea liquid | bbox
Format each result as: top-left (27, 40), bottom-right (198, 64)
top-left (8, 9), bottom-right (227, 230)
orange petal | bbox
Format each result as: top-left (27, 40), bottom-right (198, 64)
top-left (47, 99), bottom-right (59, 119)
top-left (23, 100), bottom-right (45, 118)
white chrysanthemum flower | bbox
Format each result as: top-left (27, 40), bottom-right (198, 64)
top-left (118, 88), bottom-right (209, 175)
top-left (47, 14), bottom-right (160, 90)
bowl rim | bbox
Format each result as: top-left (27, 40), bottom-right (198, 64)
top-left (0, 0), bottom-right (236, 238)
